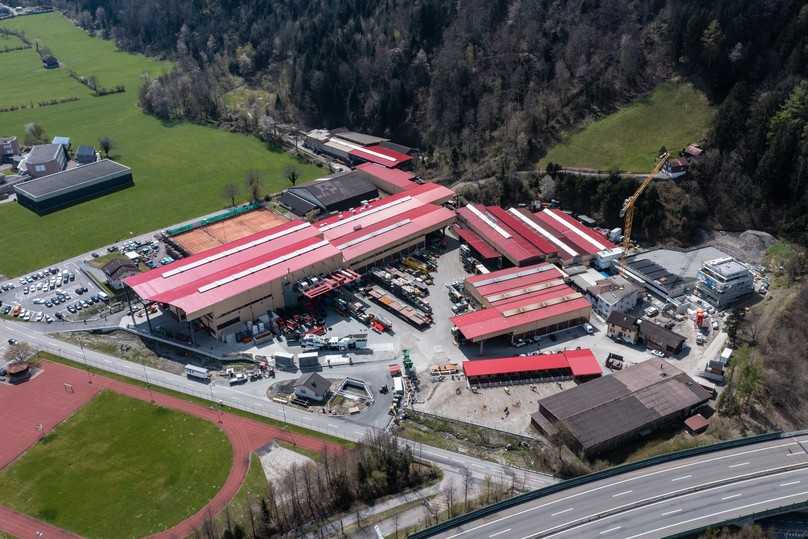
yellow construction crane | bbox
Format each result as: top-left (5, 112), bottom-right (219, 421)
top-left (619, 152), bottom-right (669, 264)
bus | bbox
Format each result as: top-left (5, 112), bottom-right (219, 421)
top-left (184, 364), bottom-right (210, 382)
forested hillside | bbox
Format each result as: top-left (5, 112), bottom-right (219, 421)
top-left (53, 0), bottom-right (808, 245)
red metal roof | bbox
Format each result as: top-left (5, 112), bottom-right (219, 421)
top-left (125, 221), bottom-right (341, 317)
top-left (533, 209), bottom-right (615, 256)
top-left (454, 225), bottom-right (500, 260)
top-left (336, 204), bottom-right (456, 265)
top-left (451, 283), bottom-right (591, 341)
top-left (356, 162), bottom-right (416, 193)
top-left (486, 206), bottom-right (558, 256)
top-left (316, 183), bottom-right (454, 240)
top-left (564, 348), bottom-right (603, 377)
top-left (462, 349), bottom-right (601, 378)
top-left (349, 144), bottom-right (412, 168)
top-left (468, 264), bottom-right (567, 302)
top-left (456, 204), bottom-right (545, 266)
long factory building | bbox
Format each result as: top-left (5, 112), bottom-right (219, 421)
top-left (125, 183), bottom-right (456, 340)
top-left (455, 205), bottom-right (623, 269)
top-left (451, 263), bottom-right (592, 350)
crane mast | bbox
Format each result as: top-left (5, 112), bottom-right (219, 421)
top-left (619, 152), bottom-right (669, 265)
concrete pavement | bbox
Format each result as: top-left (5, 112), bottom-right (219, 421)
top-left (430, 436), bottom-right (808, 538)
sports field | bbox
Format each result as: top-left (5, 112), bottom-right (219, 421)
top-left (0, 390), bottom-right (232, 538)
top-left (540, 81), bottom-right (714, 172)
top-left (173, 208), bottom-right (289, 254)
top-left (0, 13), bottom-right (322, 277)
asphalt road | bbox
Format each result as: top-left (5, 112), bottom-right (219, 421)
top-left (0, 318), bottom-right (554, 492)
top-left (432, 436), bottom-right (808, 539)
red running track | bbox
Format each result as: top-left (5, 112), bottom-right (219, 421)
top-left (0, 360), bottom-right (340, 539)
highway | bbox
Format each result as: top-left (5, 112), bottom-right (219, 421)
top-left (0, 318), bottom-right (554, 492)
top-left (430, 436), bottom-right (808, 538)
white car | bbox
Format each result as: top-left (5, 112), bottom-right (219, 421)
top-left (650, 349), bottom-right (666, 358)
top-left (585, 323), bottom-right (595, 335)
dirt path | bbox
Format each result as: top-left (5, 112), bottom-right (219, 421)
top-left (0, 360), bottom-right (338, 539)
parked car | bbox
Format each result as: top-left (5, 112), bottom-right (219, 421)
top-left (650, 349), bottom-right (666, 358)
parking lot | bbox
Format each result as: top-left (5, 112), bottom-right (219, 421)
top-left (0, 260), bottom-right (109, 324)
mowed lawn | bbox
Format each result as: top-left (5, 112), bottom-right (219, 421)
top-left (0, 13), bottom-right (322, 277)
top-left (540, 81), bottom-right (715, 172)
top-left (0, 390), bottom-right (233, 538)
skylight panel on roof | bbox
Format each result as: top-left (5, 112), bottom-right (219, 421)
top-left (197, 240), bottom-right (330, 293)
top-left (319, 196), bottom-right (412, 232)
top-left (336, 219), bottom-right (411, 250)
top-left (162, 223), bottom-right (311, 278)
top-left (542, 209), bottom-right (606, 251)
top-left (508, 209), bottom-right (578, 257)
top-left (467, 204), bottom-right (511, 239)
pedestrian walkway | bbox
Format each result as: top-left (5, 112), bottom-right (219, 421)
top-left (0, 360), bottom-right (339, 539)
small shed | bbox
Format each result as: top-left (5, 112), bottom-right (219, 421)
top-left (75, 145), bottom-right (97, 165)
top-left (6, 361), bottom-right (32, 384)
top-left (52, 136), bottom-right (71, 150)
top-left (685, 414), bottom-right (710, 435)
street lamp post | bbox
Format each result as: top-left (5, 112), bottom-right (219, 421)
top-left (79, 342), bottom-right (92, 384)
top-left (209, 382), bottom-right (222, 423)
top-left (141, 357), bottom-right (154, 404)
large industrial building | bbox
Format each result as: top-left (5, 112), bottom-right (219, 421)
top-left (451, 263), bottom-right (592, 350)
top-left (696, 257), bottom-right (754, 308)
top-left (126, 182), bottom-right (456, 340)
top-left (356, 162), bottom-right (418, 194)
top-left (621, 246), bottom-right (730, 302)
top-left (316, 183), bottom-right (456, 269)
top-left (126, 221), bottom-right (343, 340)
top-left (455, 205), bottom-right (622, 269)
top-left (303, 128), bottom-right (414, 170)
top-left (463, 349), bottom-right (602, 387)
top-left (14, 159), bottom-right (133, 215)
top-left (531, 359), bottom-right (712, 456)
top-left (279, 170), bottom-right (379, 217)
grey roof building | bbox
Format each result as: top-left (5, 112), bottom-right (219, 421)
top-left (25, 143), bottom-right (67, 178)
top-left (532, 359), bottom-right (712, 457)
top-left (15, 159), bottom-right (133, 215)
top-left (293, 372), bottom-right (331, 402)
top-left (1, 136), bottom-right (19, 161)
top-left (330, 129), bottom-right (389, 146)
top-left (279, 170), bottom-right (378, 217)
top-left (637, 319), bottom-right (686, 355)
top-left (696, 257), bottom-right (754, 308)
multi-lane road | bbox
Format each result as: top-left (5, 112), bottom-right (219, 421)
top-left (431, 436), bottom-right (808, 538)
top-left (0, 317), bottom-right (555, 492)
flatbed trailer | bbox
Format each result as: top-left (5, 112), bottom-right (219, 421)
top-left (366, 285), bottom-right (432, 328)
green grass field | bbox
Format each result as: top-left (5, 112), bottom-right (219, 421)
top-left (0, 390), bottom-right (232, 538)
top-left (540, 81), bottom-right (715, 172)
top-left (0, 13), bottom-right (322, 277)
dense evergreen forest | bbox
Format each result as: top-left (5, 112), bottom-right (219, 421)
top-left (53, 0), bottom-right (808, 245)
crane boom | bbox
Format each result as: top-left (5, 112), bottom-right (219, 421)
top-left (619, 152), bottom-right (669, 264)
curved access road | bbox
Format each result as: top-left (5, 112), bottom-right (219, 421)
top-left (430, 435), bottom-right (808, 539)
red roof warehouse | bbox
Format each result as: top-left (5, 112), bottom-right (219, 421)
top-left (456, 204), bottom-right (547, 267)
top-left (126, 183), bottom-right (457, 340)
top-left (456, 205), bottom-right (622, 268)
top-left (463, 349), bottom-right (602, 385)
top-left (452, 263), bottom-right (592, 347)
top-left (349, 144), bottom-right (412, 169)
